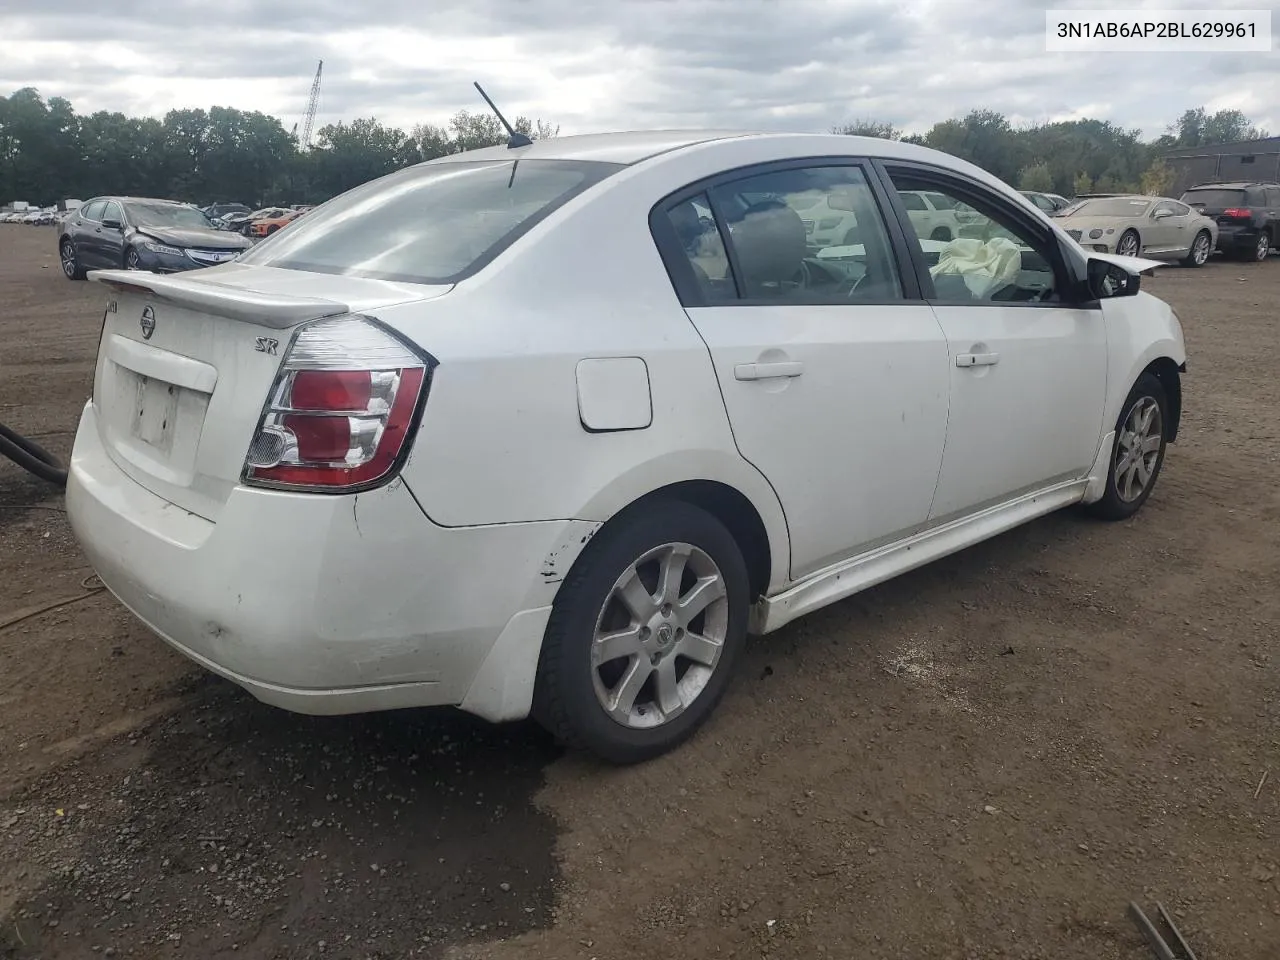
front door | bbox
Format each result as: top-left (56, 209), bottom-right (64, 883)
top-left (878, 164), bottom-right (1108, 522)
top-left (655, 162), bottom-right (951, 579)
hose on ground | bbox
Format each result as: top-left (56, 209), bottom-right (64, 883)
top-left (0, 422), bottom-right (68, 487)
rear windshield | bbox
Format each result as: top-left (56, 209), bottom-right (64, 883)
top-left (1180, 188), bottom-right (1245, 208)
top-left (237, 158), bottom-right (623, 284)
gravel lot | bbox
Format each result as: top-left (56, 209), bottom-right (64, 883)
top-left (2, 223), bottom-right (1278, 960)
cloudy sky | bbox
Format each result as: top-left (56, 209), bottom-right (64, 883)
top-left (2, 0), bottom-right (1277, 140)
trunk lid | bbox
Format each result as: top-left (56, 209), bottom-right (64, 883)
top-left (86, 265), bottom-right (449, 522)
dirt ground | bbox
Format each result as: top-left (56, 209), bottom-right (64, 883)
top-left (1, 223), bottom-right (1277, 960)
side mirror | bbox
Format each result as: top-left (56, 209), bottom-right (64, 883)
top-left (1087, 257), bottom-right (1140, 299)
top-left (101, 218), bottom-right (122, 230)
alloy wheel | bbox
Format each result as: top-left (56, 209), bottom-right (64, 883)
top-left (60, 242), bottom-right (76, 278)
top-left (1117, 233), bottom-right (1140, 257)
top-left (1114, 396), bottom-right (1163, 502)
top-left (1256, 233), bottom-right (1270, 261)
top-left (1193, 234), bottom-right (1210, 265)
top-left (590, 542), bottom-right (729, 730)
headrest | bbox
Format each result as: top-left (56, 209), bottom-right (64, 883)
top-left (729, 201), bottom-right (807, 294)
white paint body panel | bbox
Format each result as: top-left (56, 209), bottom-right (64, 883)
top-left (926, 303), bottom-right (1108, 519)
top-left (686, 303), bottom-right (950, 578)
top-left (65, 130), bottom-right (1187, 723)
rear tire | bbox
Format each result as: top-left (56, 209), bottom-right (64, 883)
top-left (532, 500), bottom-right (750, 764)
top-left (1249, 230), bottom-right (1271, 262)
top-left (1086, 372), bottom-right (1169, 521)
top-left (1181, 230), bottom-right (1211, 267)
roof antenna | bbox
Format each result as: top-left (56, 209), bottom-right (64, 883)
top-left (474, 81), bottom-right (533, 149)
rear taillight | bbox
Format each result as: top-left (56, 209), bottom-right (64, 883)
top-left (242, 314), bottom-right (433, 492)
top-left (1222, 208), bottom-right (1251, 218)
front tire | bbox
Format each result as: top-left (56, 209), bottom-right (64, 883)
top-left (1116, 229), bottom-right (1141, 258)
top-left (1181, 230), bottom-right (1211, 267)
top-left (532, 500), bottom-right (750, 764)
top-left (124, 247), bottom-right (141, 270)
top-left (1087, 372), bottom-right (1169, 521)
top-left (60, 238), bottom-right (85, 280)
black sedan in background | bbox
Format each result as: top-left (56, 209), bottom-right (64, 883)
top-left (58, 196), bottom-right (252, 279)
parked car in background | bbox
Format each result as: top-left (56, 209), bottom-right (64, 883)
top-left (247, 207), bottom-right (305, 238)
top-left (58, 196), bottom-right (252, 279)
top-left (202, 202), bottom-right (252, 221)
top-left (1179, 181), bottom-right (1279, 262)
top-left (1055, 194), bottom-right (1217, 266)
top-left (66, 130), bottom-right (1186, 764)
top-left (1021, 190), bottom-right (1072, 215)
top-left (228, 206), bottom-right (293, 236)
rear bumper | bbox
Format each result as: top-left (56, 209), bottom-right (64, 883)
top-left (65, 402), bottom-right (581, 719)
top-left (1214, 225), bottom-right (1263, 249)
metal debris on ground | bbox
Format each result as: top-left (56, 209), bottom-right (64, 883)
top-left (1127, 900), bottom-right (1199, 960)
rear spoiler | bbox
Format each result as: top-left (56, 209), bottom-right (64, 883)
top-left (88, 269), bottom-right (350, 329)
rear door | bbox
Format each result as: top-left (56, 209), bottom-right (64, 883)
top-left (75, 200), bottom-right (109, 267)
top-left (653, 160), bottom-right (951, 580)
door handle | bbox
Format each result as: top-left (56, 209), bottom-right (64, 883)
top-left (734, 361), bottom-right (804, 381)
top-left (956, 352), bottom-right (999, 368)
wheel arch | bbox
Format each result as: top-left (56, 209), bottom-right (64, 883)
top-left (1144, 356), bottom-right (1183, 442)
top-left (606, 479), bottom-right (774, 602)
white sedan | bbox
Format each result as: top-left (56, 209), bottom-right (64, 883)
top-left (66, 130), bottom-right (1186, 763)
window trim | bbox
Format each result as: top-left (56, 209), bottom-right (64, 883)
top-left (648, 155), bottom-right (923, 308)
top-left (870, 159), bottom-right (1094, 310)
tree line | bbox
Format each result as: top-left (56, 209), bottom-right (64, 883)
top-left (834, 107), bottom-right (1269, 198)
top-left (0, 87), bottom-right (559, 207)
top-left (1, 85), bottom-right (1270, 209)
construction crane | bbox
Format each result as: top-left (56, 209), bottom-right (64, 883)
top-left (300, 60), bottom-right (323, 149)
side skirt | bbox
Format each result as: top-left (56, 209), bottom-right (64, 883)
top-left (750, 478), bottom-right (1091, 634)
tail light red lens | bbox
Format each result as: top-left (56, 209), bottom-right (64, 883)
top-left (242, 315), bottom-right (432, 492)
top-left (290, 370), bottom-right (373, 411)
top-left (1222, 208), bottom-right (1250, 218)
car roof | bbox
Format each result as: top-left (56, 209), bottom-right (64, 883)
top-left (417, 130), bottom-right (757, 166)
top-left (415, 129), bottom-right (977, 171)
top-left (1186, 181), bottom-right (1278, 189)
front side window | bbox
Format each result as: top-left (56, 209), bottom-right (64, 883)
top-left (101, 201), bottom-right (123, 224)
top-left (81, 200), bottom-right (106, 221)
top-left (885, 170), bottom-right (1060, 304)
top-left (238, 159), bottom-right (623, 284)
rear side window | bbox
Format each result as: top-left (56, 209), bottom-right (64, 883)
top-left (238, 159), bottom-right (622, 284)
